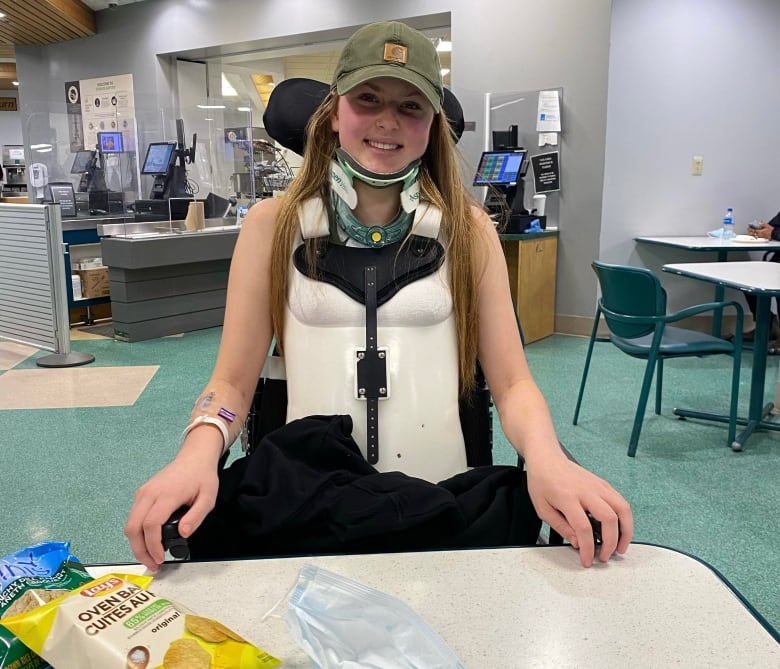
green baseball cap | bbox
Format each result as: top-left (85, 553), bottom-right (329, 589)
top-left (333, 21), bottom-right (443, 112)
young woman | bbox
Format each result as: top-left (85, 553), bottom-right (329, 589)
top-left (126, 21), bottom-right (632, 571)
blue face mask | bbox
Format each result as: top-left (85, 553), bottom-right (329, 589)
top-left (284, 564), bottom-right (465, 669)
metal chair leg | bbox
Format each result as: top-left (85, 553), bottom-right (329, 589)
top-left (628, 349), bottom-right (660, 457)
top-left (573, 309), bottom-right (602, 425)
top-left (728, 344), bottom-right (742, 448)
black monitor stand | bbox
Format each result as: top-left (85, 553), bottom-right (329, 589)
top-left (484, 180), bottom-right (528, 217)
top-left (166, 164), bottom-right (190, 198)
top-left (77, 148), bottom-right (107, 193)
top-left (484, 179), bottom-right (543, 233)
top-left (83, 168), bottom-right (107, 193)
top-left (150, 174), bottom-right (168, 199)
top-left (149, 165), bottom-right (190, 200)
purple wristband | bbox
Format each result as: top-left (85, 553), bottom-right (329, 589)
top-left (217, 407), bottom-right (236, 423)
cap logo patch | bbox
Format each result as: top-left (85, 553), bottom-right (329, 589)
top-left (383, 42), bottom-right (408, 64)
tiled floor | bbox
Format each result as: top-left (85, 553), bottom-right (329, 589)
top-left (0, 365), bottom-right (158, 409)
top-left (0, 340), bottom-right (38, 370)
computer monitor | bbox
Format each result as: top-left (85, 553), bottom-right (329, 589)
top-left (141, 142), bottom-right (176, 175)
top-left (70, 150), bottom-right (96, 174)
top-left (97, 131), bottom-right (123, 153)
top-left (473, 149), bottom-right (528, 186)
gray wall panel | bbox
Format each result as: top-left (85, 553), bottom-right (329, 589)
top-left (111, 289), bottom-right (227, 323)
top-left (113, 308), bottom-right (226, 343)
top-left (0, 204), bottom-right (58, 350)
top-left (109, 270), bottom-right (229, 302)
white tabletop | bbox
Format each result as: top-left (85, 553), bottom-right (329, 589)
top-left (664, 261), bottom-right (780, 294)
top-left (87, 544), bottom-right (779, 667)
top-left (637, 235), bottom-right (780, 251)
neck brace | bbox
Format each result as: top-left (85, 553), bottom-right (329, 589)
top-left (330, 150), bottom-right (421, 248)
top-left (336, 148), bottom-right (420, 189)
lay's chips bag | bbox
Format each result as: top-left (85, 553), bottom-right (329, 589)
top-left (1, 572), bottom-right (282, 669)
top-left (0, 541), bottom-right (94, 669)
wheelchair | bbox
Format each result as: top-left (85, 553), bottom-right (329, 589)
top-left (162, 78), bottom-right (576, 559)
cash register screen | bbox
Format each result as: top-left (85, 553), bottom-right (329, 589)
top-left (97, 131), bottom-right (123, 153)
top-left (141, 142), bottom-right (176, 174)
top-left (70, 150), bottom-right (95, 174)
top-left (473, 150), bottom-right (527, 186)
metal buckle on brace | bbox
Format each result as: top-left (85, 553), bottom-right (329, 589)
top-left (354, 347), bottom-right (389, 400)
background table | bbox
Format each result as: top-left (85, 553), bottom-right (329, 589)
top-left (88, 544), bottom-right (779, 667)
top-left (636, 235), bottom-right (780, 260)
top-left (664, 261), bottom-right (780, 448)
top-left (637, 235), bottom-right (780, 337)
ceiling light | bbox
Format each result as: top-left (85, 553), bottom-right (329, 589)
top-left (237, 106), bottom-right (250, 112)
top-left (0, 13), bottom-right (6, 19)
top-left (31, 143), bottom-right (52, 150)
top-left (12, 81), bottom-right (19, 86)
top-left (436, 39), bottom-right (452, 52)
top-left (440, 68), bottom-right (450, 77)
top-left (197, 104), bottom-right (226, 109)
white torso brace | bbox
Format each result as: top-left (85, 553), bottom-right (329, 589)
top-left (282, 198), bottom-right (467, 483)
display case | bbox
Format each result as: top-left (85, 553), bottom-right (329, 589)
top-left (225, 126), bottom-right (292, 200)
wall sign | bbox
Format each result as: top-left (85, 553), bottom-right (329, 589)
top-left (531, 151), bottom-right (561, 193)
top-left (0, 97), bottom-right (17, 111)
top-left (49, 183), bottom-right (77, 217)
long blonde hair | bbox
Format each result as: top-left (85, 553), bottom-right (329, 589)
top-left (269, 91), bottom-right (484, 396)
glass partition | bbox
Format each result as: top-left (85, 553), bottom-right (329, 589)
top-left (21, 90), bottom-right (299, 240)
top-left (484, 88), bottom-right (562, 229)
top-left (24, 102), bottom-right (138, 216)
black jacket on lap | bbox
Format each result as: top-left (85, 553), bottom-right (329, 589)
top-left (188, 415), bottom-right (542, 559)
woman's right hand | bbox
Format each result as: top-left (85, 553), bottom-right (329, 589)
top-left (124, 437), bottom-right (222, 571)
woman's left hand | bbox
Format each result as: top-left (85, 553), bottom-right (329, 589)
top-left (525, 454), bottom-right (633, 567)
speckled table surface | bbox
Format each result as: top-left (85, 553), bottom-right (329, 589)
top-left (89, 544), bottom-right (779, 667)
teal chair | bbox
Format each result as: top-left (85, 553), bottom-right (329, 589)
top-left (573, 260), bottom-right (743, 457)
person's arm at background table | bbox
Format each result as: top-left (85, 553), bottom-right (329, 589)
top-left (749, 211), bottom-right (780, 240)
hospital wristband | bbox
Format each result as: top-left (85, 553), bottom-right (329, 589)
top-left (182, 415), bottom-right (231, 456)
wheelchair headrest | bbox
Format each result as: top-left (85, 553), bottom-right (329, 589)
top-left (262, 77), bottom-right (465, 157)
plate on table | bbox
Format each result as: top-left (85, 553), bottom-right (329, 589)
top-left (731, 235), bottom-right (768, 243)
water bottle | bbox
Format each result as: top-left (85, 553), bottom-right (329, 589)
top-left (722, 207), bottom-right (734, 239)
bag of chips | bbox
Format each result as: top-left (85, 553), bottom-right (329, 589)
top-left (1, 572), bottom-right (282, 669)
top-left (0, 541), bottom-right (94, 669)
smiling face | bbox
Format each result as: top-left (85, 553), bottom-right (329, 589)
top-left (331, 77), bottom-right (435, 175)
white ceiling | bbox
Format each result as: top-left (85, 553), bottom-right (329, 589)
top-left (80, 0), bottom-right (148, 10)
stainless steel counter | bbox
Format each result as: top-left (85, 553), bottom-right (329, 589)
top-left (62, 214), bottom-right (131, 233)
top-left (97, 217), bottom-right (236, 238)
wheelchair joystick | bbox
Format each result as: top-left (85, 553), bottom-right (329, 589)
top-left (161, 506), bottom-right (190, 561)
top-left (587, 513), bottom-right (603, 547)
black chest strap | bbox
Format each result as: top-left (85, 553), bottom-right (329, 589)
top-left (293, 235), bottom-right (444, 307)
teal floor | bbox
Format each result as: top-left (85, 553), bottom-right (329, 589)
top-left (1, 330), bottom-right (778, 633)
